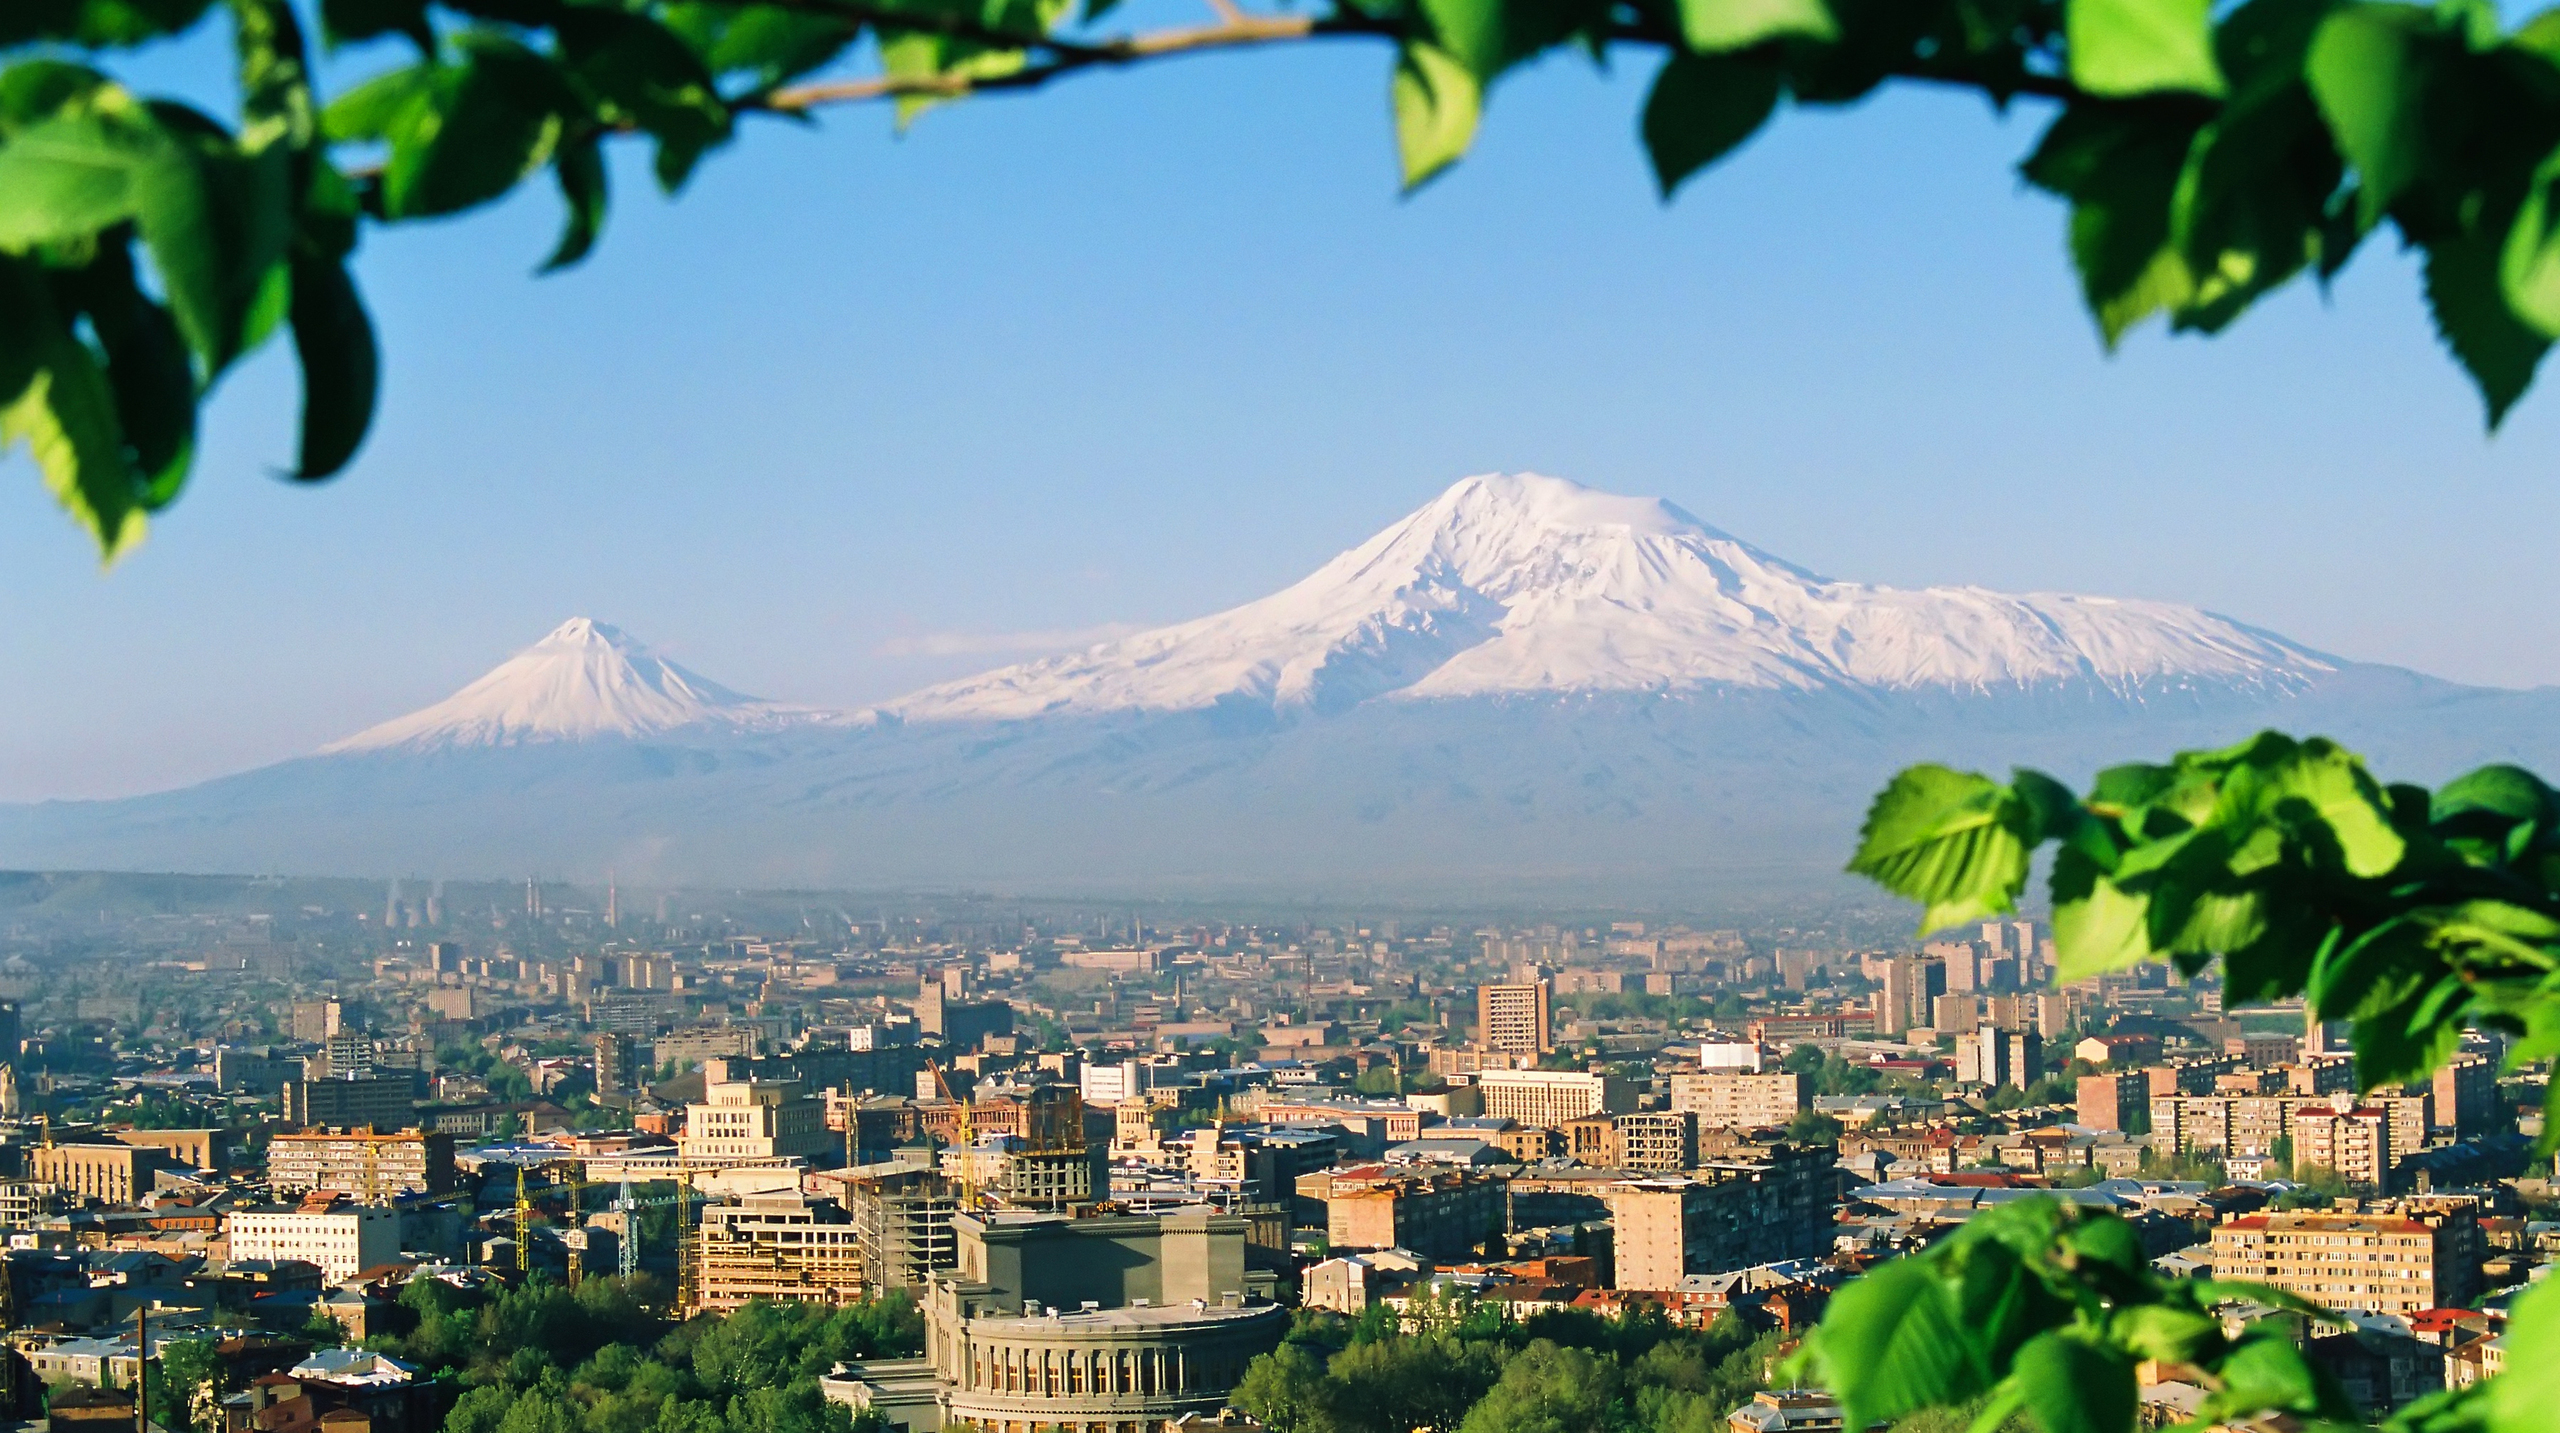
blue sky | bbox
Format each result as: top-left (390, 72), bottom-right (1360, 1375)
top-left (4, 7), bottom-right (2557, 801)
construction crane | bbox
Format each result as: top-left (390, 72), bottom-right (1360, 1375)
top-left (514, 1165), bottom-right (532, 1274)
top-left (927, 1059), bottom-right (976, 1209)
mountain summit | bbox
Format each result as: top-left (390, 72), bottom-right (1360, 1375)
top-left (888, 473), bottom-right (2334, 722)
top-left (324, 617), bottom-right (818, 753)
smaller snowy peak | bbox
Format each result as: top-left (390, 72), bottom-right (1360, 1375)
top-left (887, 472), bottom-right (2340, 722)
top-left (324, 618), bottom-right (832, 753)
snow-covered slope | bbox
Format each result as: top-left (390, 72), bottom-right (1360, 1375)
top-left (889, 473), bottom-right (2333, 722)
top-left (324, 618), bottom-right (828, 753)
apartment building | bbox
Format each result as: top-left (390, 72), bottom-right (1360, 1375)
top-left (2211, 1208), bottom-right (2478, 1315)
top-left (2294, 1104), bottom-right (2393, 1192)
top-left (1320, 1166), bottom-right (1503, 1261)
top-left (2433, 1055), bottom-right (2497, 1135)
top-left (2075, 1072), bottom-right (2148, 1133)
top-left (265, 1129), bottom-right (456, 1196)
top-left (1475, 982), bottom-right (1553, 1055)
top-left (228, 1196), bottom-right (400, 1282)
top-left (1615, 1111), bottom-right (1698, 1173)
top-left (1604, 1142), bottom-right (1838, 1291)
top-left (1477, 1070), bottom-right (1636, 1129)
top-left (1670, 1073), bottom-right (1808, 1131)
top-left (281, 1074), bottom-right (417, 1132)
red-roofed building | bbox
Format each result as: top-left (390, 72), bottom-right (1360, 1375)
top-left (2210, 1209), bottom-right (2479, 1315)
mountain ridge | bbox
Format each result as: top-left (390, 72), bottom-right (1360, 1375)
top-left (0, 472), bottom-right (2545, 899)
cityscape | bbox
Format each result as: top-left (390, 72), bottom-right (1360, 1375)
top-left (0, 872), bottom-right (2533, 1433)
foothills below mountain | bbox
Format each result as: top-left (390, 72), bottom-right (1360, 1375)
top-left (9, 474), bottom-right (2556, 900)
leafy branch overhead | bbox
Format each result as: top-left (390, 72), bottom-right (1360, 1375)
top-left (10, 0), bottom-right (2560, 557)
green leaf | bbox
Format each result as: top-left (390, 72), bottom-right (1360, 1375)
top-left (0, 60), bottom-right (116, 134)
top-left (0, 0), bottom-right (215, 49)
top-left (554, 11), bottom-right (730, 193)
top-left (542, 133), bottom-right (607, 272)
top-left (2487, 1274), bottom-right (2560, 1433)
top-left (1392, 43), bottom-right (1481, 191)
top-left (130, 106), bottom-right (294, 376)
top-left (1811, 1258), bottom-right (1981, 1432)
top-left (2111, 1305), bottom-right (2221, 1364)
top-left (1640, 50), bottom-right (1781, 198)
top-left (1673, 0), bottom-right (1837, 53)
top-left (73, 244), bottom-right (196, 504)
top-left (2051, 845), bottom-right (2159, 980)
top-left (2023, 101), bottom-right (2210, 344)
top-left (319, 0), bottom-right (435, 52)
top-left (0, 111), bottom-right (154, 250)
top-left (0, 259), bottom-right (146, 560)
top-left (2198, 1329), bottom-right (2349, 1423)
top-left (2425, 223), bottom-right (2552, 427)
top-left (286, 256), bottom-right (376, 480)
top-left (1417, 0), bottom-right (1587, 81)
top-left (2304, 4), bottom-right (2437, 227)
top-left (2502, 144), bottom-right (2560, 339)
top-left (369, 39), bottom-right (572, 220)
top-left (2069, 0), bottom-right (2227, 98)
top-left (2010, 1330), bottom-right (2135, 1433)
top-left (1849, 765), bottom-right (2034, 934)
top-left (662, 4), bottom-right (859, 90)
top-left (2251, 736), bottom-right (2406, 877)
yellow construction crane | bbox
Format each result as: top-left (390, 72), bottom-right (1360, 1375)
top-left (927, 1060), bottom-right (977, 1209)
top-left (514, 1165), bottom-right (532, 1274)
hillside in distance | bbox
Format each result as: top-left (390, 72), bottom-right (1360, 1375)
top-left (4, 474), bottom-right (2555, 902)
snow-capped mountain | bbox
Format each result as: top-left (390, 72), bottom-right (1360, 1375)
top-left (890, 474), bottom-right (2332, 721)
top-left (4, 473), bottom-right (2552, 899)
top-left (325, 617), bottom-right (828, 753)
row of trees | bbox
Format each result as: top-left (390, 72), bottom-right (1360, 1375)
top-left (1233, 1301), bottom-right (1784, 1433)
top-left (144, 1277), bottom-right (923, 1433)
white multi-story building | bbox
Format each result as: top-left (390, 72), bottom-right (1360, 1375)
top-left (227, 1198), bottom-right (399, 1282)
top-left (1475, 1070), bottom-right (1636, 1129)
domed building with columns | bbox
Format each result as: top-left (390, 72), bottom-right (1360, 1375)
top-left (913, 1206), bottom-right (1288, 1433)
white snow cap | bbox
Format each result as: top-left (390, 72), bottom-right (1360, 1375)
top-left (325, 617), bottom-right (820, 752)
top-left (888, 472), bottom-right (2333, 720)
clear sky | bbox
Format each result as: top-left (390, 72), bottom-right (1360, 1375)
top-left (4, 7), bottom-right (2557, 802)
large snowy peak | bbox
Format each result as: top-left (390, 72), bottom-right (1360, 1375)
top-left (888, 473), bottom-right (2336, 721)
top-left (324, 618), bottom-right (829, 753)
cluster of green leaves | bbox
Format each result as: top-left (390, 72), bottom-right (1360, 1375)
top-left (1801, 1198), bottom-right (2356, 1433)
top-left (362, 1275), bottom-right (922, 1433)
top-left (1234, 1301), bottom-right (1782, 1433)
top-left (1852, 732), bottom-right (2560, 1099)
top-left (3, 0), bottom-right (371, 557)
top-left (20, 0), bottom-right (2560, 560)
top-left (1843, 729), bottom-right (2560, 1433)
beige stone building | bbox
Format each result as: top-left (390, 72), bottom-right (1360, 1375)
top-left (29, 1142), bottom-right (168, 1204)
top-left (2210, 1208), bottom-right (2478, 1315)
top-left (265, 1128), bottom-right (456, 1196)
top-left (1476, 1070), bottom-right (1635, 1129)
top-left (683, 1079), bottom-right (830, 1164)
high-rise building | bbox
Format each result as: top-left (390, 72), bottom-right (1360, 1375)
top-left (593, 1033), bottom-right (637, 1097)
top-left (2294, 1103), bottom-right (2393, 1191)
top-left (2076, 1072), bottom-right (2148, 1132)
top-left (280, 1075), bottom-right (415, 1132)
top-left (1475, 982), bottom-right (1553, 1055)
top-left (1876, 959), bottom-right (1916, 1037)
top-left (2432, 1055), bottom-right (2496, 1135)
top-left (290, 1000), bottom-right (343, 1043)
